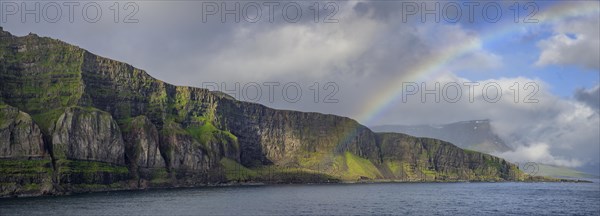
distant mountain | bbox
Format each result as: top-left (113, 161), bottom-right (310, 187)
top-left (372, 120), bottom-right (512, 153)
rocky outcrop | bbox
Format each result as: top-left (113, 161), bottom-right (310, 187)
top-left (159, 121), bottom-right (212, 171)
top-left (51, 107), bottom-right (125, 164)
top-left (0, 104), bottom-right (45, 158)
top-left (122, 115), bottom-right (165, 169)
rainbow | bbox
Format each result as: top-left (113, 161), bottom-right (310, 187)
top-left (338, 1), bottom-right (599, 146)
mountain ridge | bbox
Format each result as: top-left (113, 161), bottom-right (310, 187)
top-left (372, 119), bottom-right (512, 153)
top-left (0, 28), bottom-right (565, 198)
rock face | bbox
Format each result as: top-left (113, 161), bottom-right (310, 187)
top-left (51, 107), bottom-right (125, 164)
top-left (0, 104), bottom-right (45, 158)
top-left (159, 121), bottom-right (212, 171)
top-left (122, 116), bottom-right (164, 169)
top-left (372, 120), bottom-right (512, 153)
top-left (377, 133), bottom-right (517, 181)
top-left (215, 98), bottom-right (380, 167)
top-left (0, 28), bottom-right (538, 197)
top-left (0, 30), bottom-right (84, 116)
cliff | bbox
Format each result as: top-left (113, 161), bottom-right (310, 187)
top-left (372, 120), bottom-right (512, 153)
top-left (0, 29), bottom-right (539, 197)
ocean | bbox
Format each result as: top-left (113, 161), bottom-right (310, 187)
top-left (1, 182), bottom-right (599, 215)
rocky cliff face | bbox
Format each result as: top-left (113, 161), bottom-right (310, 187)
top-left (159, 121), bottom-right (212, 171)
top-left (215, 98), bottom-right (380, 167)
top-left (377, 133), bottom-right (518, 181)
top-left (0, 104), bottom-right (45, 158)
top-left (0, 28), bottom-right (536, 197)
top-left (372, 120), bottom-right (512, 153)
top-left (122, 116), bottom-right (164, 169)
top-left (51, 107), bottom-right (125, 164)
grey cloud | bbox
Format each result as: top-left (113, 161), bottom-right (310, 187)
top-left (366, 75), bottom-right (599, 168)
top-left (352, 1), bottom-right (403, 21)
top-left (575, 85), bottom-right (600, 110)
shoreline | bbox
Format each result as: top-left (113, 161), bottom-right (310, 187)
top-left (2, 178), bottom-right (594, 199)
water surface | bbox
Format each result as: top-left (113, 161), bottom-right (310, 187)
top-left (1, 182), bottom-right (599, 215)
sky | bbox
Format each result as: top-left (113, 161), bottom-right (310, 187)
top-left (1, 0), bottom-right (599, 173)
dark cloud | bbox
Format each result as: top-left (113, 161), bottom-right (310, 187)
top-left (575, 85), bottom-right (600, 110)
top-left (353, 1), bottom-right (403, 21)
top-left (351, 0), bottom-right (519, 30)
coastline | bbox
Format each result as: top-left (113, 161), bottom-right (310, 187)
top-left (2, 177), bottom-right (593, 199)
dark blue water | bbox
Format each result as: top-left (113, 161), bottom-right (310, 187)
top-left (1, 182), bottom-right (599, 215)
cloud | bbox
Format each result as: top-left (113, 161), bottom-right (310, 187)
top-left (575, 85), bottom-right (600, 110)
top-left (417, 24), bottom-right (503, 72)
top-left (200, 11), bottom-right (383, 81)
top-left (369, 74), bottom-right (599, 168)
top-left (495, 143), bottom-right (583, 167)
top-left (535, 14), bottom-right (600, 70)
top-left (489, 98), bottom-right (598, 168)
